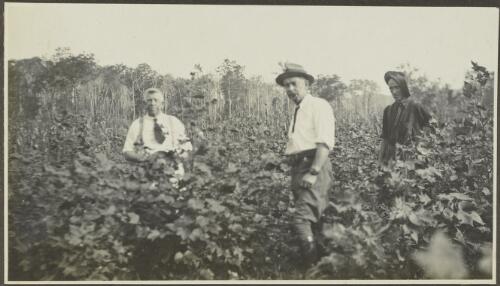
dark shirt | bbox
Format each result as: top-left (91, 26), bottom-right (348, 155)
top-left (381, 99), bottom-right (431, 145)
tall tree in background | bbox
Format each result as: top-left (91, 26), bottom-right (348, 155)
top-left (80, 64), bottom-right (130, 121)
top-left (43, 48), bottom-right (98, 109)
top-left (8, 58), bottom-right (47, 119)
top-left (188, 69), bottom-right (221, 124)
top-left (217, 59), bottom-right (247, 118)
top-left (122, 63), bottom-right (161, 118)
top-left (8, 48), bottom-right (98, 119)
top-left (311, 74), bottom-right (347, 103)
top-left (397, 63), bottom-right (460, 121)
top-left (347, 79), bottom-right (380, 116)
top-left (464, 61), bottom-right (494, 112)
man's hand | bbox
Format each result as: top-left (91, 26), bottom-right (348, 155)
top-left (137, 154), bottom-right (149, 162)
top-left (299, 143), bottom-right (329, 189)
top-left (301, 173), bottom-right (318, 189)
top-left (147, 151), bottom-right (164, 162)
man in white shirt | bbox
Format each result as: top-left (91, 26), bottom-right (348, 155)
top-left (276, 63), bottom-right (336, 269)
top-left (123, 88), bottom-right (192, 164)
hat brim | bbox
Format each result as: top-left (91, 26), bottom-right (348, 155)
top-left (276, 72), bottom-right (315, 86)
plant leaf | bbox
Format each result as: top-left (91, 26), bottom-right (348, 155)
top-left (128, 212), bottom-right (140, 224)
top-left (470, 211), bottom-right (485, 225)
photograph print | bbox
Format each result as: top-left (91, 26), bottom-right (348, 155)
top-left (4, 3), bottom-right (498, 283)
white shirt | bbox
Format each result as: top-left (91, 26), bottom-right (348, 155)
top-left (123, 113), bottom-right (193, 155)
top-left (285, 94), bottom-right (336, 155)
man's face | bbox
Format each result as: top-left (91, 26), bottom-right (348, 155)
top-left (282, 77), bottom-right (308, 104)
top-left (387, 79), bottom-right (404, 102)
top-left (145, 92), bottom-right (164, 116)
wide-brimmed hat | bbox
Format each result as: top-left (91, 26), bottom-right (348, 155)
top-left (276, 63), bottom-right (315, 86)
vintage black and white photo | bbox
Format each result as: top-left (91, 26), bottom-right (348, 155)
top-left (4, 3), bottom-right (498, 283)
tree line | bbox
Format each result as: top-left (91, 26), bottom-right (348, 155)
top-left (8, 48), bottom-right (494, 159)
top-left (8, 48), bottom-right (389, 127)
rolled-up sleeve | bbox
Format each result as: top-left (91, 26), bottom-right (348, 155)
top-left (313, 101), bottom-right (335, 150)
top-left (122, 120), bottom-right (140, 153)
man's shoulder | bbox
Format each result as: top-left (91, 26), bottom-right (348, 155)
top-left (163, 113), bottom-right (181, 121)
top-left (384, 104), bottom-right (392, 111)
top-left (129, 117), bottom-right (142, 126)
top-left (404, 99), bottom-right (425, 110)
top-left (124, 117), bottom-right (142, 135)
top-left (309, 95), bottom-right (332, 108)
top-left (310, 95), bottom-right (328, 103)
top-left (160, 113), bottom-right (185, 125)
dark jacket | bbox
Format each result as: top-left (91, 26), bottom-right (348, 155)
top-left (379, 99), bottom-right (431, 164)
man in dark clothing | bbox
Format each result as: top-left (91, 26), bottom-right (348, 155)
top-left (379, 71), bottom-right (431, 166)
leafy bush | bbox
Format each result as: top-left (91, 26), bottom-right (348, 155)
top-left (307, 63), bottom-right (493, 279)
top-left (8, 62), bottom-right (493, 280)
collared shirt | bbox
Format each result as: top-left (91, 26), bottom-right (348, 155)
top-left (285, 94), bottom-right (336, 155)
top-left (123, 113), bottom-right (193, 155)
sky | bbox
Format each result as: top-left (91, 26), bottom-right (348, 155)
top-left (5, 3), bottom-right (499, 91)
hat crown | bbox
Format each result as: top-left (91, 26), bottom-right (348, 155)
top-left (276, 62), bottom-right (314, 86)
top-left (384, 71), bottom-right (411, 98)
top-left (283, 62), bottom-right (307, 73)
top-left (384, 71), bottom-right (406, 83)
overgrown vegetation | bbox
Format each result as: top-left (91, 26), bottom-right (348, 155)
top-left (7, 49), bottom-right (494, 280)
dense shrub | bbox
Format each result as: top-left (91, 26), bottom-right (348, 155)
top-left (7, 62), bottom-right (493, 280)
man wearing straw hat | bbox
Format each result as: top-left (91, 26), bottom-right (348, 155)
top-left (276, 63), bottom-right (336, 269)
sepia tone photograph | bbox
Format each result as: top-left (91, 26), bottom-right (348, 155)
top-left (3, 2), bottom-right (498, 284)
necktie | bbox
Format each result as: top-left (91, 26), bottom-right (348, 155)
top-left (153, 118), bottom-right (166, 144)
top-left (292, 105), bottom-right (300, 133)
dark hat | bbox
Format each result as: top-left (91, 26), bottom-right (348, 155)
top-left (384, 71), bottom-right (411, 98)
top-left (384, 71), bottom-right (406, 84)
top-left (276, 63), bottom-right (315, 86)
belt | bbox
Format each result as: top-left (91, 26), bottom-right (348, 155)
top-left (288, 149), bottom-right (316, 165)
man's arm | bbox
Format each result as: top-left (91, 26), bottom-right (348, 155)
top-left (378, 139), bottom-right (388, 166)
top-left (310, 143), bottom-right (330, 172)
top-left (122, 120), bottom-right (147, 162)
top-left (417, 103), bottom-right (432, 127)
top-left (171, 116), bottom-right (193, 158)
top-left (310, 99), bottom-right (335, 172)
top-left (300, 143), bottom-right (330, 189)
top-left (301, 98), bottom-right (335, 188)
top-left (123, 150), bottom-right (148, 163)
